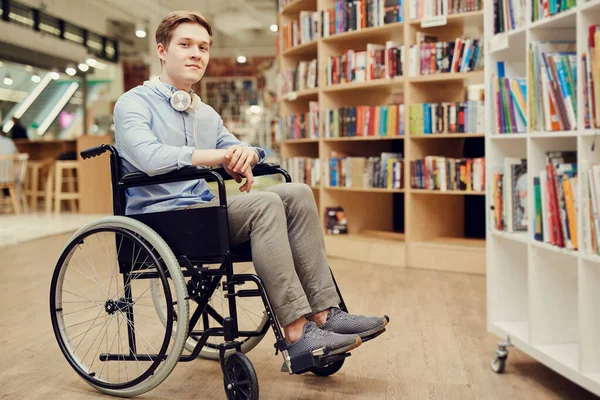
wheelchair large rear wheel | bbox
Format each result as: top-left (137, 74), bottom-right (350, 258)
top-left (50, 216), bottom-right (189, 398)
top-left (151, 262), bottom-right (269, 360)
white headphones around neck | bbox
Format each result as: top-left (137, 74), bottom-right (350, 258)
top-left (145, 78), bottom-right (200, 113)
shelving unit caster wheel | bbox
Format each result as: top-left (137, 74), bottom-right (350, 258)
top-left (223, 353), bottom-right (259, 400)
top-left (491, 336), bottom-right (512, 374)
top-left (491, 354), bottom-right (507, 373)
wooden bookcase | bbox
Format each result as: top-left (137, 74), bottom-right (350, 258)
top-left (277, 0), bottom-right (486, 273)
top-left (485, 0), bottom-right (600, 394)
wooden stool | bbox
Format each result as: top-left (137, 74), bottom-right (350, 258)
top-left (45, 160), bottom-right (80, 214)
top-left (24, 161), bottom-right (44, 211)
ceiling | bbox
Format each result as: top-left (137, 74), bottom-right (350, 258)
top-left (85, 0), bottom-right (278, 57)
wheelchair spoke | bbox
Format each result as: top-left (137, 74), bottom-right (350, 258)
top-left (62, 279), bottom-right (106, 307)
top-left (72, 306), bottom-right (106, 353)
top-left (115, 262), bottom-right (153, 304)
top-left (61, 290), bottom-right (104, 304)
top-left (66, 318), bottom-right (106, 344)
top-left (77, 242), bottom-right (109, 296)
top-left (81, 313), bottom-right (112, 370)
top-left (98, 313), bottom-right (126, 381)
top-left (87, 313), bottom-right (113, 373)
top-left (122, 316), bottom-right (159, 356)
top-left (67, 262), bottom-right (111, 294)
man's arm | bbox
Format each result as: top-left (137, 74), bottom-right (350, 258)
top-left (114, 94), bottom-right (226, 176)
top-left (215, 117), bottom-right (267, 166)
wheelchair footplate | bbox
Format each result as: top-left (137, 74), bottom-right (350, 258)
top-left (279, 348), bottom-right (351, 375)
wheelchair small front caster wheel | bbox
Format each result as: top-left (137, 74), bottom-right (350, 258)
top-left (309, 359), bottom-right (345, 377)
top-left (223, 353), bottom-right (259, 400)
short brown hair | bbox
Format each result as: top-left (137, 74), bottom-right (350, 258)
top-left (155, 10), bottom-right (213, 49)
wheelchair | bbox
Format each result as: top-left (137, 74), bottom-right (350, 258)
top-left (49, 144), bottom-right (380, 399)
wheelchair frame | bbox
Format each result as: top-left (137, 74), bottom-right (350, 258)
top-left (78, 144), bottom-right (350, 379)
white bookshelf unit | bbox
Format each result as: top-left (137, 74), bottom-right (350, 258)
top-left (485, 0), bottom-right (600, 395)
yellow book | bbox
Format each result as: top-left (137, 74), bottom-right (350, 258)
top-left (387, 105), bottom-right (397, 136)
top-left (387, 158), bottom-right (394, 189)
top-left (562, 176), bottom-right (578, 250)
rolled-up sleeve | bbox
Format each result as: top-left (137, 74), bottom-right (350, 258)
top-left (114, 94), bottom-right (195, 176)
top-left (215, 117), bottom-right (267, 164)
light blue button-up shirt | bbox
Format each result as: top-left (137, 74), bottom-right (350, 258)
top-left (113, 80), bottom-right (266, 215)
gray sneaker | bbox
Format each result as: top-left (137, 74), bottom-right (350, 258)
top-left (286, 321), bottom-right (362, 359)
top-left (319, 308), bottom-right (389, 340)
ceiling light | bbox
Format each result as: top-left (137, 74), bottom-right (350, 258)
top-left (86, 57), bottom-right (97, 67)
top-left (270, 24), bottom-right (278, 32)
top-left (31, 74), bottom-right (41, 83)
top-left (25, 65), bottom-right (33, 72)
top-left (3, 75), bottom-right (13, 86)
top-left (78, 63), bottom-right (89, 72)
top-left (237, 55), bottom-right (247, 64)
top-left (50, 71), bottom-right (60, 80)
top-left (135, 22), bottom-right (147, 38)
top-left (65, 66), bottom-right (77, 76)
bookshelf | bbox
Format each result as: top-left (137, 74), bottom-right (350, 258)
top-left (486, 0), bottom-right (600, 394)
top-left (276, 0), bottom-right (486, 273)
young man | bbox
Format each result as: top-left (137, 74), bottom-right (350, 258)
top-left (113, 10), bottom-right (389, 360)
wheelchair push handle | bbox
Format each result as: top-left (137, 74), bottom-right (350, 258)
top-left (80, 144), bottom-right (115, 160)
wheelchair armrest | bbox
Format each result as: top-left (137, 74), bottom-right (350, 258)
top-left (211, 162), bottom-right (291, 183)
top-left (119, 166), bottom-right (223, 188)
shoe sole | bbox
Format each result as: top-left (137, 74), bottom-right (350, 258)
top-left (327, 335), bottom-right (362, 356)
top-left (357, 315), bottom-right (390, 340)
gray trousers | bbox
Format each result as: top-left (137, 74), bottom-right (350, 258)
top-left (225, 182), bottom-right (341, 327)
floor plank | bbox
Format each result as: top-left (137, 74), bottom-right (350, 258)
top-left (0, 232), bottom-right (598, 399)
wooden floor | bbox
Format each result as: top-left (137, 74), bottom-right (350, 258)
top-left (1, 232), bottom-right (599, 400)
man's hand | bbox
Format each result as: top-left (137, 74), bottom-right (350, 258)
top-left (224, 145), bottom-right (258, 192)
top-left (224, 145), bottom-right (258, 175)
top-left (223, 164), bottom-right (243, 184)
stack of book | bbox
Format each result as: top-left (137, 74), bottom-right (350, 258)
top-left (409, 100), bottom-right (484, 134)
top-left (411, 156), bottom-right (485, 192)
top-left (492, 0), bottom-right (526, 33)
top-left (407, 33), bottom-right (483, 76)
top-left (531, 0), bottom-right (576, 23)
top-left (327, 43), bottom-right (403, 84)
top-left (321, 0), bottom-right (403, 37)
top-left (279, 59), bottom-right (318, 95)
top-left (491, 61), bottom-right (527, 134)
top-left (528, 40), bottom-right (577, 132)
top-left (283, 102), bottom-right (319, 140)
top-left (532, 152), bottom-right (577, 250)
top-left (408, 0), bottom-right (483, 21)
top-left (324, 104), bottom-right (405, 137)
top-left (582, 24), bottom-right (600, 130)
top-left (491, 158), bottom-right (528, 232)
top-left (282, 157), bottom-right (322, 187)
top-left (327, 152), bottom-right (404, 189)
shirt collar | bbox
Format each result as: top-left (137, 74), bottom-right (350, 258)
top-left (159, 79), bottom-right (195, 94)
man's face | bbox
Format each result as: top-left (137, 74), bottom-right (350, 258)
top-left (157, 22), bottom-right (210, 86)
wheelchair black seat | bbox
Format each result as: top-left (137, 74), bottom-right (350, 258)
top-left (129, 205), bottom-right (252, 264)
